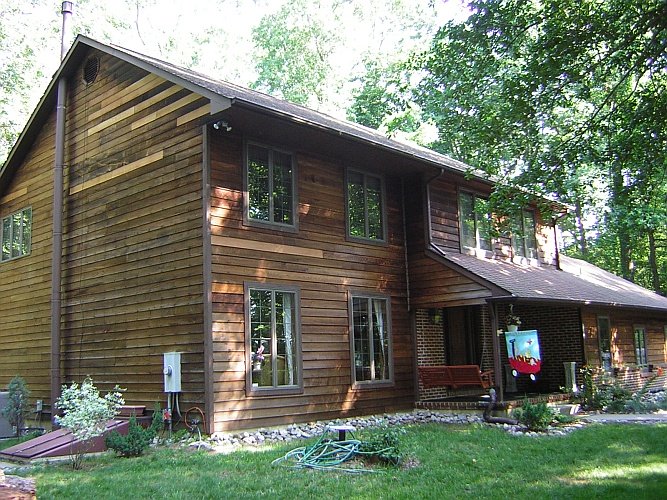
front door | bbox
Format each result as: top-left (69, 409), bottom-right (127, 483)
top-left (445, 306), bottom-right (480, 365)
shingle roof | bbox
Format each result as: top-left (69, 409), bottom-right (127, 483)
top-left (442, 252), bottom-right (667, 312)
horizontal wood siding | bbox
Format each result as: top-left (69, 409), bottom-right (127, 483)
top-left (0, 115), bottom-right (56, 404)
top-left (405, 176), bottom-right (492, 308)
top-left (60, 50), bottom-right (205, 407)
top-left (428, 173), bottom-right (558, 266)
top-left (581, 308), bottom-right (667, 367)
top-left (209, 133), bottom-right (413, 431)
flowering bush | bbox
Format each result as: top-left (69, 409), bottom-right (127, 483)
top-left (55, 377), bottom-right (124, 468)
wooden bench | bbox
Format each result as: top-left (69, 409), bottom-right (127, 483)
top-left (418, 365), bottom-right (494, 390)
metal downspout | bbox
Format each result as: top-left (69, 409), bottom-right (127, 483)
top-left (51, 1), bottom-right (72, 422)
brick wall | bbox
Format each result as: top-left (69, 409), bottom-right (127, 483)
top-left (415, 308), bottom-right (449, 399)
top-left (499, 304), bottom-right (585, 392)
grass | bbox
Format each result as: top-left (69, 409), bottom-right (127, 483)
top-left (25, 423), bottom-right (667, 499)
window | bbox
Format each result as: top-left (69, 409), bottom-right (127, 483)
top-left (597, 316), bottom-right (612, 371)
top-left (633, 326), bottom-right (648, 367)
top-left (350, 295), bottom-right (392, 385)
top-left (512, 209), bottom-right (538, 259)
top-left (347, 170), bottom-right (385, 241)
top-left (459, 192), bottom-right (491, 251)
top-left (245, 143), bottom-right (295, 227)
top-left (1, 207), bottom-right (32, 262)
top-left (247, 285), bottom-right (301, 392)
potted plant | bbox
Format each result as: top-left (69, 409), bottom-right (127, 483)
top-left (506, 305), bottom-right (521, 332)
top-left (252, 344), bottom-right (265, 372)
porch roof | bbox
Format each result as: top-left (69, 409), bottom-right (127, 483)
top-left (442, 252), bottom-right (667, 313)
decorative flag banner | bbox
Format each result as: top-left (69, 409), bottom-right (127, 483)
top-left (505, 329), bottom-right (541, 381)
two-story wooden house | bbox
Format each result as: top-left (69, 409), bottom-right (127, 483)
top-left (1, 36), bottom-right (665, 433)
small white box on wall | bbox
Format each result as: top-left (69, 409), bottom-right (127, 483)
top-left (163, 352), bottom-right (182, 393)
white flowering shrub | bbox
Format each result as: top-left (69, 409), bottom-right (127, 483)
top-left (55, 377), bottom-right (124, 468)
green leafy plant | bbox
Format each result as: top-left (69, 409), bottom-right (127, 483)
top-left (55, 377), bottom-right (124, 469)
top-left (105, 410), bottom-right (163, 457)
top-left (513, 401), bottom-right (554, 432)
top-left (1, 375), bottom-right (30, 437)
top-left (358, 425), bottom-right (405, 465)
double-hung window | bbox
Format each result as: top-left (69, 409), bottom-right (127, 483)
top-left (245, 143), bottom-right (295, 227)
top-left (633, 326), bottom-right (648, 367)
top-left (247, 284), bottom-right (301, 392)
top-left (459, 192), bottom-right (491, 251)
top-left (347, 170), bottom-right (385, 241)
top-left (350, 295), bottom-right (392, 385)
top-left (512, 209), bottom-right (538, 259)
top-left (1, 207), bottom-right (32, 262)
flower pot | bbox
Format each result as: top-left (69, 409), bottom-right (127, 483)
top-left (252, 361), bottom-right (262, 372)
top-left (507, 325), bottom-right (519, 332)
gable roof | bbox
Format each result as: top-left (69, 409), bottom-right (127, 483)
top-left (1, 35), bottom-right (481, 195)
top-left (441, 251), bottom-right (667, 312)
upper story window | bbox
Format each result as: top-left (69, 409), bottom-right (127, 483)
top-left (459, 191), bottom-right (491, 251)
top-left (347, 170), bottom-right (385, 241)
top-left (1, 207), bottom-right (32, 262)
top-left (247, 284), bottom-right (302, 393)
top-left (350, 294), bottom-right (392, 385)
top-left (245, 143), bottom-right (295, 228)
top-left (512, 210), bottom-right (538, 259)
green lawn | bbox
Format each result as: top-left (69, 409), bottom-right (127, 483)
top-left (27, 423), bottom-right (667, 499)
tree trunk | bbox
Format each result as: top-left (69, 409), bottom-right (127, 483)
top-left (574, 198), bottom-right (587, 256)
top-left (648, 229), bottom-right (661, 293)
top-left (611, 164), bottom-right (632, 280)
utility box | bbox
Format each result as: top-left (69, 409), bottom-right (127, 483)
top-left (0, 392), bottom-right (14, 438)
top-left (163, 352), bottom-right (182, 393)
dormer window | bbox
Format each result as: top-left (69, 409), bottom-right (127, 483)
top-left (458, 191), bottom-right (491, 251)
top-left (512, 210), bottom-right (538, 259)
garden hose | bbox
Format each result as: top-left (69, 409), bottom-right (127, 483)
top-left (272, 428), bottom-right (394, 473)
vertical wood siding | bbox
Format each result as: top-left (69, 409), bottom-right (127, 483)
top-left (209, 133), bottom-right (413, 431)
top-left (59, 50), bottom-right (206, 407)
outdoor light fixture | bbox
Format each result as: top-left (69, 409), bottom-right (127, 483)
top-left (213, 120), bottom-right (232, 132)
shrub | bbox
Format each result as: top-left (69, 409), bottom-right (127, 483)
top-left (1, 376), bottom-right (30, 437)
top-left (55, 377), bottom-right (124, 469)
top-left (105, 410), bottom-right (163, 457)
top-left (358, 425), bottom-right (405, 465)
top-left (513, 401), bottom-right (554, 431)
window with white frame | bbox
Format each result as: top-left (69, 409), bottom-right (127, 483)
top-left (512, 209), bottom-right (538, 259)
top-left (459, 191), bottom-right (491, 251)
top-left (350, 295), bottom-right (392, 384)
top-left (246, 143), bottom-right (295, 227)
top-left (1, 207), bottom-right (32, 262)
top-left (347, 170), bottom-right (385, 241)
top-left (633, 326), bottom-right (648, 367)
top-left (247, 285), bottom-right (300, 391)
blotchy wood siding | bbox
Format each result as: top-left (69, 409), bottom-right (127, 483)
top-left (581, 308), bottom-right (667, 367)
top-left (209, 134), bottom-right (413, 431)
top-left (405, 176), bottom-right (492, 308)
top-left (428, 173), bottom-right (558, 266)
top-left (0, 116), bottom-right (56, 404)
top-left (59, 50), bottom-right (206, 407)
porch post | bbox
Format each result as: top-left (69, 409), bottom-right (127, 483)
top-left (489, 303), bottom-right (504, 401)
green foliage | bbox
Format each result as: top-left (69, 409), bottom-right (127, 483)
top-left (1, 375), bottom-right (30, 437)
top-left (358, 425), bottom-right (405, 465)
top-left (55, 377), bottom-right (124, 469)
top-left (105, 411), bottom-right (163, 457)
top-left (32, 425), bottom-right (667, 499)
top-left (512, 401), bottom-right (555, 432)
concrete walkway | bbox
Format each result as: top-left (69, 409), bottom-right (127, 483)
top-left (577, 410), bottom-right (667, 423)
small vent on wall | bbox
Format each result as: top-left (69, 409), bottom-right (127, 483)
top-left (82, 56), bottom-right (100, 85)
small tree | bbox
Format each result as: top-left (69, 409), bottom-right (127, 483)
top-left (1, 376), bottom-right (30, 437)
top-left (55, 377), bottom-right (124, 469)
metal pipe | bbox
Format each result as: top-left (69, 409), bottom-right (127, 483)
top-left (60, 2), bottom-right (73, 60)
top-left (51, 0), bottom-right (71, 424)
